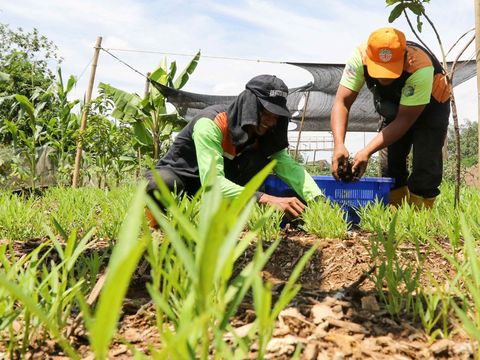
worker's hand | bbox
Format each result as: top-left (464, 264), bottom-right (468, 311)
top-left (352, 149), bottom-right (370, 181)
top-left (259, 193), bottom-right (306, 221)
top-left (331, 144), bottom-right (350, 182)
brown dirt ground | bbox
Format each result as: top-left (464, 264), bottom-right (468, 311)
top-left (0, 228), bottom-right (477, 359)
top-left (464, 164), bottom-right (478, 188)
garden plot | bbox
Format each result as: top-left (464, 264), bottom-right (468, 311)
top-left (0, 228), bottom-right (474, 359)
top-left (0, 175), bottom-right (479, 359)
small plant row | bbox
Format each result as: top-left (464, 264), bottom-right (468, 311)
top-left (358, 181), bottom-right (480, 243)
top-left (362, 213), bottom-right (480, 357)
top-left (0, 161), bottom-right (318, 359)
top-left (0, 185), bottom-right (134, 241)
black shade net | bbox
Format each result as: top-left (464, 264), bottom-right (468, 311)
top-left (151, 61), bottom-right (476, 132)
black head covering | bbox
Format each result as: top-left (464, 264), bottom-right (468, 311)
top-left (226, 75), bottom-right (290, 155)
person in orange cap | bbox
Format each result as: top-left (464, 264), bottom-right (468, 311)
top-left (330, 27), bottom-right (450, 209)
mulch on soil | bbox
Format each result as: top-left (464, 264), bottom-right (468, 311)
top-left (0, 228), bottom-right (476, 359)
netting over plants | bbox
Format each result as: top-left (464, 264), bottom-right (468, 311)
top-left (151, 61), bottom-right (476, 132)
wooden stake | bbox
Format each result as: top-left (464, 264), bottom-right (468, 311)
top-left (135, 72), bottom-right (151, 180)
top-left (72, 36), bottom-right (103, 188)
top-left (476, 0), bottom-right (480, 190)
top-left (294, 91), bottom-right (311, 161)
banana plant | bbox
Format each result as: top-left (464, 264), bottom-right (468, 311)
top-left (99, 50), bottom-right (200, 160)
top-left (40, 68), bottom-right (80, 184)
top-left (4, 67), bottom-right (80, 189)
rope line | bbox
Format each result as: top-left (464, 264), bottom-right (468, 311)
top-left (77, 55), bottom-right (94, 83)
top-left (97, 45), bottom-right (474, 88)
top-left (101, 47), bottom-right (284, 64)
top-left (100, 47), bottom-right (150, 80)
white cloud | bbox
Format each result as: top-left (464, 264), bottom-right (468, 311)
top-left (1, 0), bottom-right (477, 138)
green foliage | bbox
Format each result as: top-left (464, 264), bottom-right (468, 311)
top-left (446, 120), bottom-right (478, 167)
top-left (0, 192), bottom-right (43, 240)
top-left (41, 68), bottom-right (80, 183)
top-left (427, 214), bottom-right (480, 356)
top-left (362, 215), bottom-right (428, 318)
top-left (386, 0), bottom-right (428, 32)
top-left (358, 182), bottom-right (480, 242)
top-left (0, 220), bottom-right (99, 359)
top-left (300, 199), bottom-right (349, 239)
top-left (81, 99), bottom-right (137, 189)
top-left (0, 24), bottom-right (61, 126)
top-left (144, 157), bottom-right (318, 359)
top-left (357, 198), bottom-right (395, 232)
top-left (363, 155), bottom-right (381, 178)
top-left (0, 184), bottom-right (134, 241)
top-left (100, 51), bottom-right (201, 160)
top-left (416, 272), bottom-right (450, 341)
top-left (1, 67), bottom-right (80, 189)
top-left (246, 203), bottom-right (283, 242)
top-left (86, 186), bottom-right (148, 359)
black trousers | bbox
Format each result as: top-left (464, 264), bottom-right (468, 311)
top-left (145, 149), bottom-right (270, 208)
top-left (378, 101), bottom-right (449, 198)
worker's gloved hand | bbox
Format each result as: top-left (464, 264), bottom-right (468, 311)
top-left (259, 193), bottom-right (305, 221)
top-left (331, 145), bottom-right (350, 182)
top-left (352, 149), bottom-right (370, 181)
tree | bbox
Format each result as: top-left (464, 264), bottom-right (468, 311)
top-left (447, 120), bottom-right (479, 167)
top-left (0, 23), bottom-right (62, 126)
top-left (386, 0), bottom-right (475, 206)
top-left (2, 67), bottom-right (80, 189)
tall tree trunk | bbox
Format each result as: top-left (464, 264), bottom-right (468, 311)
top-left (448, 77), bottom-right (461, 208)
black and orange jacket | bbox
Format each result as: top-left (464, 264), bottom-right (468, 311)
top-left (363, 41), bottom-right (448, 104)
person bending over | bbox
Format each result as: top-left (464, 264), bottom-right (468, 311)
top-left (331, 27), bottom-right (450, 209)
top-left (146, 74), bottom-right (323, 227)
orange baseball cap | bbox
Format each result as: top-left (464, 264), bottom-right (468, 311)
top-left (366, 28), bottom-right (406, 79)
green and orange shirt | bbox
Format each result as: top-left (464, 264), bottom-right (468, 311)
top-left (192, 111), bottom-right (323, 201)
top-left (340, 41), bottom-right (449, 106)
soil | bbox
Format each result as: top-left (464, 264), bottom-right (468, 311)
top-left (0, 228), bottom-right (476, 360)
top-left (464, 164), bottom-right (478, 188)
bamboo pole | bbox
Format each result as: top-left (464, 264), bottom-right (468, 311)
top-left (476, 0), bottom-right (480, 190)
top-left (294, 91), bottom-right (311, 161)
top-left (72, 36), bottom-right (102, 188)
top-left (135, 72), bottom-right (151, 180)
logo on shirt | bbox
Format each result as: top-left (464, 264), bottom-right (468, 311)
top-left (345, 63), bottom-right (356, 78)
top-left (403, 85), bottom-right (415, 97)
top-left (379, 48), bottom-right (392, 62)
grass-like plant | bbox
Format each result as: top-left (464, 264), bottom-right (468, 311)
top-left (362, 215), bottom-right (428, 318)
top-left (143, 158), bottom-right (318, 359)
top-left (252, 241), bottom-right (318, 359)
top-left (357, 198), bottom-right (393, 233)
top-left (79, 185), bottom-right (148, 360)
top-left (0, 218), bottom-right (98, 359)
top-left (427, 213), bottom-right (480, 358)
top-left (0, 184), bottom-right (134, 241)
top-left (416, 272), bottom-right (451, 341)
top-left (300, 199), bottom-right (349, 239)
top-left (246, 203), bottom-right (283, 241)
top-left (0, 192), bottom-right (43, 240)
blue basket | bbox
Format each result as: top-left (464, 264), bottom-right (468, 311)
top-left (260, 174), bottom-right (395, 226)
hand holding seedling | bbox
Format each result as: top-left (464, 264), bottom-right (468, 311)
top-left (259, 193), bottom-right (305, 221)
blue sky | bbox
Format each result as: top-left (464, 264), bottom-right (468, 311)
top-left (2, 0), bottom-right (477, 158)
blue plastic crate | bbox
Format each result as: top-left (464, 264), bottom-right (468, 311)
top-left (260, 174), bottom-right (395, 226)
